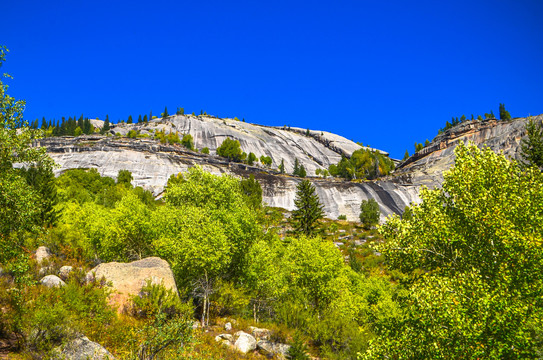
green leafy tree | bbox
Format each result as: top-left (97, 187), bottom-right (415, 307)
top-left (0, 46), bottom-right (55, 317)
top-left (364, 142), bottom-right (543, 359)
top-left (359, 198), bottom-right (380, 229)
top-left (520, 116), bottom-right (543, 168)
top-left (292, 180), bottom-right (324, 236)
top-left (216, 138), bottom-right (243, 162)
top-left (279, 159), bottom-right (285, 174)
top-left (201, 147), bottom-right (209, 154)
top-left (239, 174), bottom-right (262, 209)
top-left (117, 169), bottom-right (133, 187)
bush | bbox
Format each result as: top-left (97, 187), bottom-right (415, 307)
top-left (201, 147), bottom-right (209, 154)
top-left (181, 134), bottom-right (194, 150)
top-left (337, 215), bottom-right (347, 220)
top-left (359, 199), bottom-right (380, 229)
top-left (216, 138), bottom-right (243, 162)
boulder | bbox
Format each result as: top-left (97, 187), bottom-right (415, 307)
top-left (257, 340), bottom-right (291, 359)
top-left (224, 322), bottom-right (232, 331)
top-left (52, 336), bottom-right (115, 359)
top-left (40, 275), bottom-right (66, 288)
top-left (35, 246), bottom-right (52, 264)
top-left (233, 331), bottom-right (257, 354)
top-left (85, 257), bottom-right (177, 311)
top-left (249, 326), bottom-right (271, 340)
top-left (58, 265), bottom-right (74, 280)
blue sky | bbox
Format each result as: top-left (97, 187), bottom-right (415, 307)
top-left (2, 0), bottom-right (542, 158)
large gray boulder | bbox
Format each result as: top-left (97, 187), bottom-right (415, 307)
top-left (40, 275), bottom-right (66, 288)
top-left (85, 257), bottom-right (177, 311)
top-left (234, 331), bottom-right (257, 354)
top-left (249, 326), bottom-right (271, 340)
top-left (53, 336), bottom-right (115, 359)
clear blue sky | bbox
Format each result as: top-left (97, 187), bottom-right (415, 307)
top-left (2, 0), bottom-right (542, 158)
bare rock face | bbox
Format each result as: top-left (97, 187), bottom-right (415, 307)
top-left (39, 114), bottom-right (539, 221)
top-left (85, 257), bottom-right (177, 312)
top-left (40, 275), bottom-right (66, 288)
top-left (52, 336), bottom-right (115, 359)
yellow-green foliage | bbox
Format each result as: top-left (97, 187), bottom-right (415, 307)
top-left (329, 148), bottom-right (394, 180)
top-left (365, 142), bottom-right (543, 358)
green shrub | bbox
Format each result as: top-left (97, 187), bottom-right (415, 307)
top-left (201, 147), bottom-right (210, 154)
top-left (130, 281), bottom-right (186, 319)
top-left (337, 215), bottom-right (347, 220)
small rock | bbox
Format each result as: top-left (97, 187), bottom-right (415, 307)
top-left (58, 266), bottom-right (74, 280)
top-left (52, 336), bottom-right (115, 359)
top-left (39, 266), bottom-right (54, 277)
top-left (354, 240), bottom-right (366, 246)
top-left (333, 242), bottom-right (344, 248)
top-left (224, 322), bottom-right (232, 331)
top-left (338, 229), bottom-right (346, 233)
top-left (215, 334), bottom-right (234, 342)
top-left (35, 246), bottom-right (52, 264)
top-left (234, 331), bottom-right (257, 353)
top-left (40, 275), bottom-right (66, 288)
top-left (257, 340), bottom-right (291, 359)
top-left (249, 326), bottom-right (271, 340)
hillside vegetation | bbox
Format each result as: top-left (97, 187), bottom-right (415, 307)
top-left (3, 46), bottom-right (543, 359)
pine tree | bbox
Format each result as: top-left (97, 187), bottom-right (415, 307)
top-left (490, 110), bottom-right (495, 119)
top-left (293, 158), bottom-right (300, 176)
top-left (292, 180), bottom-right (324, 236)
top-left (403, 150), bottom-right (410, 161)
top-left (138, 115), bottom-right (142, 123)
top-left (163, 106), bottom-right (169, 118)
top-left (127, 115), bottom-right (133, 124)
top-left (298, 165), bottom-right (306, 178)
top-left (520, 117), bottom-right (543, 168)
top-left (279, 159), bottom-right (285, 174)
top-left (143, 114), bottom-right (148, 123)
top-left (499, 103), bottom-right (511, 120)
top-left (101, 115), bottom-right (110, 134)
top-left (41, 117), bottom-right (47, 129)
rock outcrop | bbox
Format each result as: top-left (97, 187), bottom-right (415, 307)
top-left (38, 114), bottom-right (540, 221)
top-left (395, 115), bottom-right (542, 189)
top-left (85, 257), bottom-right (177, 311)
